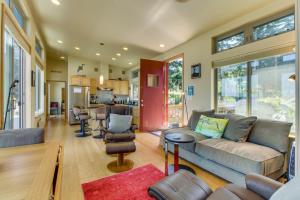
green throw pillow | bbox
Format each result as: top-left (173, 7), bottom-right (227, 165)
top-left (195, 115), bottom-right (229, 139)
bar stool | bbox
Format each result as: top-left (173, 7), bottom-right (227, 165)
top-left (73, 107), bottom-right (92, 137)
top-left (93, 106), bottom-right (108, 139)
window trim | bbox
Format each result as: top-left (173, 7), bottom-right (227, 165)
top-left (212, 8), bottom-right (295, 54)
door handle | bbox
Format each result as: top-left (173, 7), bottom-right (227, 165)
top-left (141, 104), bottom-right (144, 107)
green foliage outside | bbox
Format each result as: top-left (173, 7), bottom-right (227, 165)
top-left (168, 59), bottom-right (183, 105)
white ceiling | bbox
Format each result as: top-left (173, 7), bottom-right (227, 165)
top-left (28, 0), bottom-right (274, 68)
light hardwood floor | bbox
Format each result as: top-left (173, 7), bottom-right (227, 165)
top-left (45, 117), bottom-right (228, 200)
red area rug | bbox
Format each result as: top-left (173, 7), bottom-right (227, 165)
top-left (82, 164), bottom-right (165, 200)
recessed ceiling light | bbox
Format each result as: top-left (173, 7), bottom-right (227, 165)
top-left (57, 40), bottom-right (63, 44)
top-left (129, 62), bottom-right (132, 65)
top-left (112, 57), bottom-right (116, 61)
top-left (74, 47), bottom-right (80, 50)
top-left (116, 53), bottom-right (121, 56)
top-left (96, 53), bottom-right (101, 56)
top-left (60, 56), bottom-right (65, 60)
top-left (123, 47), bottom-right (128, 51)
top-left (51, 0), bottom-right (60, 6)
top-left (159, 44), bottom-right (165, 48)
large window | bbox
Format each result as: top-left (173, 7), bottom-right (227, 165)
top-left (213, 9), bottom-right (295, 53)
top-left (35, 65), bottom-right (44, 115)
top-left (216, 52), bottom-right (295, 129)
top-left (250, 54), bottom-right (295, 123)
top-left (216, 63), bottom-right (247, 115)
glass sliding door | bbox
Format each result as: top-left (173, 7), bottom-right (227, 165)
top-left (3, 29), bottom-right (26, 129)
top-left (216, 63), bottom-right (248, 115)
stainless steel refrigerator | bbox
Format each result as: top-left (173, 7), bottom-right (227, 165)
top-left (69, 86), bottom-right (90, 124)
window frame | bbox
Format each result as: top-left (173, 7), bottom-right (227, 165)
top-left (35, 64), bottom-right (44, 116)
top-left (212, 8), bottom-right (295, 54)
top-left (35, 37), bottom-right (43, 59)
top-left (214, 51), bottom-right (296, 126)
top-left (6, 0), bottom-right (28, 33)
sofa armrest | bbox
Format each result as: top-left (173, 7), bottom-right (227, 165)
top-left (0, 128), bottom-right (45, 148)
top-left (245, 173), bottom-right (283, 199)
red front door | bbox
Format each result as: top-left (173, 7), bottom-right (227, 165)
top-left (140, 59), bottom-right (167, 132)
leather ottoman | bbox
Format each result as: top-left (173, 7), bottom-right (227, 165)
top-left (148, 170), bottom-right (212, 200)
top-left (106, 142), bottom-right (136, 172)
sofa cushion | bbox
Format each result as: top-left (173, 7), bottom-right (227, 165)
top-left (195, 115), bottom-right (229, 139)
top-left (223, 114), bottom-right (257, 142)
top-left (248, 119), bottom-right (292, 153)
top-left (188, 110), bottom-right (215, 131)
top-left (108, 114), bottom-right (132, 133)
top-left (162, 127), bottom-right (207, 152)
top-left (195, 139), bottom-right (284, 176)
top-left (0, 128), bottom-right (44, 148)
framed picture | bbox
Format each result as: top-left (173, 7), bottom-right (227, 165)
top-left (31, 70), bottom-right (35, 87)
top-left (191, 63), bottom-right (201, 79)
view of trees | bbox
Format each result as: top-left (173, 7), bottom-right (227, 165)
top-left (168, 59), bottom-right (183, 105)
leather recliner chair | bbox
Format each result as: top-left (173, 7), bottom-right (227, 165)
top-left (104, 105), bottom-right (136, 143)
top-left (148, 170), bottom-right (286, 200)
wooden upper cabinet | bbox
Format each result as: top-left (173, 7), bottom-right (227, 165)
top-left (103, 79), bottom-right (129, 95)
top-left (104, 80), bottom-right (114, 89)
top-left (71, 76), bottom-right (81, 86)
top-left (119, 80), bottom-right (129, 95)
top-left (81, 77), bottom-right (90, 87)
top-left (90, 78), bottom-right (97, 95)
top-left (70, 75), bottom-right (91, 87)
top-left (112, 80), bottom-right (120, 95)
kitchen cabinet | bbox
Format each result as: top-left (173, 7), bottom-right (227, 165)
top-left (90, 78), bottom-right (97, 94)
top-left (104, 80), bottom-right (129, 95)
top-left (70, 75), bottom-right (90, 87)
top-left (104, 80), bottom-right (114, 89)
top-left (119, 80), bottom-right (129, 95)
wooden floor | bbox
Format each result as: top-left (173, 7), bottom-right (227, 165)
top-left (45, 117), bottom-right (228, 200)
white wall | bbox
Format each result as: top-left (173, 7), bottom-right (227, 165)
top-left (67, 56), bottom-right (109, 82)
top-left (129, 0), bottom-right (296, 124)
top-left (46, 58), bottom-right (68, 82)
top-left (109, 65), bottom-right (128, 80)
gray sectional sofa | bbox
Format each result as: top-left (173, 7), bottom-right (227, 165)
top-left (160, 110), bottom-right (292, 186)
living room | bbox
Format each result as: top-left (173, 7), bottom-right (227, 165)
top-left (0, 0), bottom-right (300, 199)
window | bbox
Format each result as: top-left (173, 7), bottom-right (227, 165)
top-left (216, 32), bottom-right (245, 52)
top-left (253, 14), bottom-right (295, 41)
top-left (213, 9), bottom-right (295, 53)
top-left (216, 52), bottom-right (295, 129)
top-left (216, 63), bottom-right (247, 115)
top-left (3, 29), bottom-right (27, 129)
top-left (35, 65), bottom-right (44, 115)
top-left (132, 70), bottom-right (139, 79)
top-left (250, 53), bottom-right (295, 124)
top-left (35, 37), bottom-right (43, 58)
top-left (6, 0), bottom-right (27, 32)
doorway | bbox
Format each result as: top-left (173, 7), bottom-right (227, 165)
top-left (47, 81), bottom-right (67, 120)
top-left (167, 54), bottom-right (184, 128)
top-left (3, 29), bottom-right (29, 129)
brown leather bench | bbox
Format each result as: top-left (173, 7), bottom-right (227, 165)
top-left (106, 142), bottom-right (136, 172)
